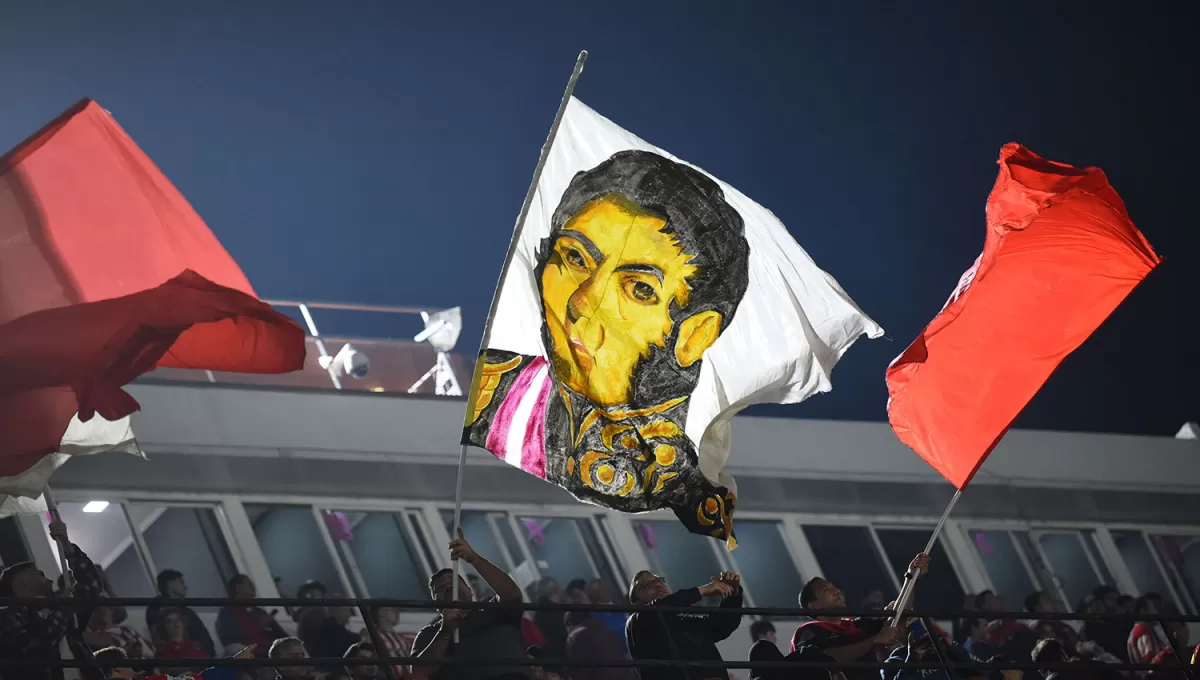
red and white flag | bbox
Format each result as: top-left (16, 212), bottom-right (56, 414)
top-left (886, 143), bottom-right (1161, 488)
top-left (0, 99), bottom-right (306, 510)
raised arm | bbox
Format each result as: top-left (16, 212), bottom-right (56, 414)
top-left (449, 529), bottom-right (521, 604)
top-left (708, 572), bottom-right (744, 642)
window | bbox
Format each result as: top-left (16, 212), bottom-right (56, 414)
top-left (442, 510), bottom-right (536, 592)
top-left (1151, 535), bottom-right (1200, 612)
top-left (725, 520), bottom-right (805, 607)
top-left (514, 516), bottom-right (610, 587)
top-left (1111, 531), bottom-right (1170, 599)
top-left (332, 511), bottom-right (432, 599)
top-left (633, 520), bottom-right (723, 597)
top-left (803, 525), bottom-right (893, 610)
top-left (876, 528), bottom-right (966, 612)
top-left (1035, 532), bottom-right (1102, 609)
top-left (246, 504), bottom-right (345, 597)
top-left (969, 530), bottom-right (1037, 603)
top-left (53, 501), bottom-right (154, 597)
top-left (132, 504), bottom-right (238, 605)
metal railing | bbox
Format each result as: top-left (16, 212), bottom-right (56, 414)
top-left (3, 596), bottom-right (1197, 676)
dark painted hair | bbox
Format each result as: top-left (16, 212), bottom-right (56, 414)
top-left (536, 150), bottom-right (751, 404)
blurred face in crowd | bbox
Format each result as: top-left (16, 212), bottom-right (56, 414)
top-left (585, 579), bottom-right (613, 604)
top-left (164, 612), bottom-right (186, 641)
top-left (431, 572), bottom-right (474, 604)
top-left (331, 605), bottom-right (353, 626)
top-left (979, 591), bottom-right (1003, 612)
top-left (11, 564), bottom-right (54, 598)
top-left (807, 578), bottom-right (846, 610)
top-left (376, 606), bottom-right (399, 629)
top-left (166, 576), bottom-right (188, 598)
top-left (565, 587), bottom-right (590, 606)
top-left (631, 572), bottom-right (670, 605)
top-left (1033, 592), bottom-right (1057, 614)
top-left (347, 646), bottom-right (381, 680)
top-left (275, 640), bottom-right (312, 678)
top-left (233, 577), bottom-right (256, 599)
top-left (537, 577), bottom-right (563, 603)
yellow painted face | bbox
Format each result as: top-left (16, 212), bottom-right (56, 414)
top-left (541, 193), bottom-right (721, 406)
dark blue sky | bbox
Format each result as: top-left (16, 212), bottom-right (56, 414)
top-left (2, 2), bottom-right (1194, 435)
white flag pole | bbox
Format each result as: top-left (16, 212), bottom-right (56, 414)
top-left (450, 50), bottom-right (589, 613)
top-left (43, 485), bottom-right (75, 593)
top-left (889, 488), bottom-right (961, 627)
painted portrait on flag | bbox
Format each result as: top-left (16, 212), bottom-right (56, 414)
top-left (464, 98), bottom-right (882, 545)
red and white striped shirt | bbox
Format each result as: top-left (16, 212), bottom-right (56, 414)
top-left (361, 628), bottom-right (413, 678)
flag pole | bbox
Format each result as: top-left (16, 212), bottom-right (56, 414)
top-left (43, 484), bottom-right (75, 592)
top-left (890, 488), bottom-right (961, 627)
top-left (450, 50), bottom-right (589, 612)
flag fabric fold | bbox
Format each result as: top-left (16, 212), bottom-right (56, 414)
top-left (0, 98), bottom-right (306, 488)
top-left (886, 143), bottom-right (1161, 489)
top-left (463, 97), bottom-right (882, 544)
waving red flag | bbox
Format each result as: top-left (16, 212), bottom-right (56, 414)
top-left (0, 99), bottom-right (305, 478)
top-left (886, 143), bottom-right (1161, 489)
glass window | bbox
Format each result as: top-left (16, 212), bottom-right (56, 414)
top-left (729, 520), bottom-right (805, 608)
top-left (1111, 531), bottom-right (1170, 598)
top-left (514, 516), bottom-right (611, 587)
top-left (1151, 535), bottom-right (1200, 612)
top-left (245, 504), bottom-right (344, 597)
top-left (132, 504), bottom-right (238, 604)
top-left (803, 525), bottom-right (893, 610)
top-left (1082, 531), bottom-right (1115, 587)
top-left (633, 520), bottom-right (723, 598)
top-left (1036, 532), bottom-right (1101, 610)
top-left (333, 511), bottom-right (429, 599)
top-left (876, 528), bottom-right (965, 612)
top-left (442, 510), bottom-right (534, 592)
top-left (969, 530), bottom-right (1037, 603)
top-left (54, 501), bottom-right (154, 597)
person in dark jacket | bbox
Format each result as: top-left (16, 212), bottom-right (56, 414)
top-left (625, 569), bottom-right (743, 680)
top-left (564, 589), bottom-right (635, 680)
top-left (146, 570), bottom-right (218, 658)
top-left (0, 519), bottom-right (105, 680)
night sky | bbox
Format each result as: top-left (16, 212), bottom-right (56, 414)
top-left (1, 2), bottom-right (1194, 436)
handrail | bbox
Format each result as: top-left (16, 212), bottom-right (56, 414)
top-left (3, 596), bottom-right (1199, 622)
top-left (263, 300), bottom-right (429, 316)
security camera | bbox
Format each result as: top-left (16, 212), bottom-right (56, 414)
top-left (318, 343), bottom-right (369, 379)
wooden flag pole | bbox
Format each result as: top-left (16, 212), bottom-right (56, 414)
top-left (450, 50), bottom-right (589, 614)
top-left (890, 488), bottom-right (961, 627)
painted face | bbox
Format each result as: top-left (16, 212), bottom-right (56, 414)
top-left (541, 194), bottom-right (701, 406)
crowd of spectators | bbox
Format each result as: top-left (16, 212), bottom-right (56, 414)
top-left (0, 520), bottom-right (1197, 680)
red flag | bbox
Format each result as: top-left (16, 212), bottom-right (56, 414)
top-left (0, 99), bottom-right (305, 477)
top-left (886, 143), bottom-right (1161, 489)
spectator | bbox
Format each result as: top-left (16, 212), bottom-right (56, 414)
top-left (750, 621), bottom-right (777, 647)
top-left (974, 591), bottom-right (1027, 648)
top-left (963, 618), bottom-right (998, 661)
top-left (94, 644), bottom-right (251, 680)
top-left (1127, 596), bottom-right (1165, 665)
top-left (521, 616), bottom-right (548, 649)
top-left (147, 570), bottom-right (218, 658)
top-left (1148, 621), bottom-right (1190, 672)
top-left (882, 624), bottom-right (980, 680)
top-left (156, 608), bottom-right (209, 672)
top-left (531, 577), bottom-right (568, 659)
top-left (271, 637), bottom-right (323, 680)
top-left (789, 554), bottom-right (928, 680)
top-left (525, 646), bottom-right (565, 680)
top-left (411, 529), bottom-right (528, 680)
top-left (565, 580), bottom-right (589, 604)
top-left (1079, 596), bottom-right (1127, 664)
top-left (1025, 592), bottom-right (1080, 654)
top-left (304, 604), bottom-right (361, 666)
top-left (0, 518), bottom-right (105, 680)
top-left (564, 588), bottom-right (635, 680)
top-left (84, 603), bottom-right (154, 661)
top-left (361, 607), bottom-right (411, 679)
top-left (217, 575), bottom-right (287, 657)
top-left (584, 579), bottom-right (628, 644)
top-left (344, 642), bottom-right (383, 680)
top-left (625, 569), bottom-right (743, 680)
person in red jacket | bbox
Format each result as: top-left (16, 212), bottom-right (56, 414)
top-left (154, 609), bottom-right (208, 673)
top-left (1127, 596), bottom-right (1165, 665)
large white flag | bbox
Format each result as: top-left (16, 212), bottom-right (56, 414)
top-left (463, 98), bottom-right (881, 544)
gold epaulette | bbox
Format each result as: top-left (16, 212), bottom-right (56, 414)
top-left (467, 355), bottom-right (522, 425)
